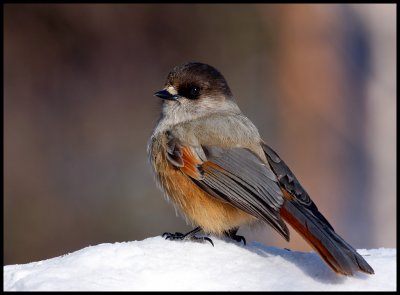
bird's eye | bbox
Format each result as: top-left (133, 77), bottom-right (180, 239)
top-left (189, 86), bottom-right (200, 98)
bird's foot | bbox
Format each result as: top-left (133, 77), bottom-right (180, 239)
top-left (224, 228), bottom-right (246, 245)
top-left (228, 234), bottom-right (246, 245)
top-left (162, 227), bottom-right (214, 246)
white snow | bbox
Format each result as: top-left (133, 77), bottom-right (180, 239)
top-left (3, 236), bottom-right (396, 291)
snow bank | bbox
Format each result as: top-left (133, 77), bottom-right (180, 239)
top-left (3, 236), bottom-right (396, 291)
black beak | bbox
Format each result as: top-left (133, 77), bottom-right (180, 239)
top-left (154, 90), bottom-right (179, 101)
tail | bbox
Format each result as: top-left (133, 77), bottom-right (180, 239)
top-left (280, 195), bottom-right (374, 276)
top-left (262, 143), bottom-right (374, 276)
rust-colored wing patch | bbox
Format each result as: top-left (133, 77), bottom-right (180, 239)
top-left (165, 133), bottom-right (204, 180)
top-left (180, 146), bottom-right (203, 180)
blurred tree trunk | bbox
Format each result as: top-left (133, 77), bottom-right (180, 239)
top-left (353, 4), bottom-right (396, 248)
top-left (260, 4), bottom-right (372, 250)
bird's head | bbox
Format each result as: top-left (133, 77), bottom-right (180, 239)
top-left (154, 62), bottom-right (240, 124)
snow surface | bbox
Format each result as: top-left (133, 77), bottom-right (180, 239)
top-left (3, 236), bottom-right (396, 291)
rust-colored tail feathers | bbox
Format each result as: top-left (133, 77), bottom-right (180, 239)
top-left (280, 194), bottom-right (374, 276)
top-left (263, 143), bottom-right (374, 276)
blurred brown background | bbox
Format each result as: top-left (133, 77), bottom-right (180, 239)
top-left (4, 4), bottom-right (396, 265)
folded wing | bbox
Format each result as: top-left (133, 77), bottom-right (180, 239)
top-left (166, 135), bottom-right (289, 241)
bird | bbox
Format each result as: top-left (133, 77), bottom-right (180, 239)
top-left (148, 62), bottom-right (374, 276)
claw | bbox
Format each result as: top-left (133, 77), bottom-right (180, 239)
top-left (162, 232), bottom-right (184, 239)
top-left (160, 227), bottom-right (213, 246)
top-left (185, 235), bottom-right (214, 246)
top-left (203, 237), bottom-right (214, 247)
top-left (235, 236), bottom-right (246, 246)
top-left (224, 228), bottom-right (246, 245)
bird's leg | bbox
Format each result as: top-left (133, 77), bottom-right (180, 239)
top-left (162, 226), bottom-right (214, 246)
top-left (224, 227), bottom-right (246, 245)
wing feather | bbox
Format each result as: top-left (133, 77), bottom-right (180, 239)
top-left (165, 137), bottom-right (289, 240)
top-left (262, 142), bottom-right (334, 231)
